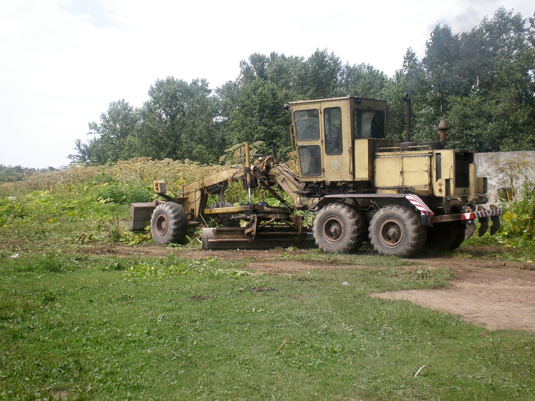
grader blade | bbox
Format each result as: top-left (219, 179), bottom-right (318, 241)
top-left (201, 227), bottom-right (315, 250)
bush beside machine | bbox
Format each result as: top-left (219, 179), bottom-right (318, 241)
top-left (130, 96), bottom-right (502, 257)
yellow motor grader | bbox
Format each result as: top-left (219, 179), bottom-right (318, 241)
top-left (130, 96), bottom-right (502, 257)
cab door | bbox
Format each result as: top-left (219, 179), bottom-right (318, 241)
top-left (320, 100), bottom-right (353, 182)
top-left (294, 107), bottom-right (323, 180)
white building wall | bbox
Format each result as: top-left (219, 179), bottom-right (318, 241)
top-left (475, 151), bottom-right (535, 205)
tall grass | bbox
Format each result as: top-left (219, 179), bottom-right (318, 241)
top-left (0, 158), bottom-right (221, 197)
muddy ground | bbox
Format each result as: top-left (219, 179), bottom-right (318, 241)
top-left (87, 244), bottom-right (535, 333)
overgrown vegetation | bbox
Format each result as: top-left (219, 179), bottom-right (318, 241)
top-left (463, 155), bottom-right (535, 257)
top-left (495, 157), bottom-right (535, 242)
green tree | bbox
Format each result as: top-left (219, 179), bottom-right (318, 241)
top-left (336, 63), bottom-right (389, 99)
top-left (297, 49), bottom-right (342, 99)
top-left (137, 77), bottom-right (222, 163)
top-left (444, 8), bottom-right (535, 151)
top-left (69, 99), bottom-right (140, 164)
top-left (222, 79), bottom-right (292, 158)
top-left (409, 8), bottom-right (535, 150)
top-left (383, 49), bottom-right (426, 142)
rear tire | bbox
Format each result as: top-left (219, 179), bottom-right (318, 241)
top-left (426, 221), bottom-right (465, 251)
top-left (369, 205), bottom-right (426, 257)
top-left (150, 202), bottom-right (188, 244)
top-left (313, 203), bottom-right (365, 254)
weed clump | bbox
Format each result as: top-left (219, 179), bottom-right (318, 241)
top-left (93, 180), bottom-right (153, 204)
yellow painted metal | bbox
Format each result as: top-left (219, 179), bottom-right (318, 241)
top-left (469, 163), bottom-right (477, 202)
top-left (180, 166), bottom-right (243, 219)
top-left (203, 205), bottom-right (250, 215)
top-left (289, 96), bottom-right (390, 183)
top-left (154, 180), bottom-right (166, 194)
top-left (264, 164), bottom-right (313, 208)
top-left (402, 152), bottom-right (432, 193)
top-left (375, 153), bottom-right (402, 188)
top-left (354, 139), bottom-right (399, 181)
top-left (374, 148), bottom-right (432, 196)
top-left (321, 99), bottom-right (353, 182)
top-left (353, 139), bottom-right (373, 181)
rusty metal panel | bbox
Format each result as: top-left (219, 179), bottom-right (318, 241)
top-left (201, 227), bottom-right (315, 250)
top-left (130, 202), bottom-right (156, 231)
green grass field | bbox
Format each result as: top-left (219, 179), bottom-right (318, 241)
top-left (1, 164), bottom-right (534, 400)
top-left (1, 251), bottom-right (534, 400)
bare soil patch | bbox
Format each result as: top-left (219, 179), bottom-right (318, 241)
top-left (371, 261), bottom-right (535, 333)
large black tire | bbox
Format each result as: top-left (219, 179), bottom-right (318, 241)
top-left (208, 202), bottom-right (240, 227)
top-left (426, 221), bottom-right (465, 251)
top-left (313, 203), bottom-right (365, 254)
top-left (369, 205), bottom-right (426, 257)
top-left (150, 202), bottom-right (188, 244)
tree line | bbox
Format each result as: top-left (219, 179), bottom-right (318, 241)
top-left (69, 7), bottom-right (535, 166)
top-left (0, 165), bottom-right (57, 183)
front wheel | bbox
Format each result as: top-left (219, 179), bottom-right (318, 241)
top-left (369, 205), bottom-right (426, 257)
top-left (313, 203), bottom-right (365, 254)
top-left (150, 202), bottom-right (188, 244)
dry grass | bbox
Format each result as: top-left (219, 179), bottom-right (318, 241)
top-left (0, 158), bottom-right (222, 197)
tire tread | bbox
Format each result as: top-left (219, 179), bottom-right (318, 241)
top-left (369, 204), bottom-right (426, 257)
top-left (313, 203), bottom-right (364, 254)
top-left (150, 202), bottom-right (188, 244)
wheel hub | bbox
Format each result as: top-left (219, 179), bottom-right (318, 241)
top-left (379, 218), bottom-right (405, 248)
top-left (155, 215), bottom-right (168, 237)
top-left (322, 217), bottom-right (345, 244)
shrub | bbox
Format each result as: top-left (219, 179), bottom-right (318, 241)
top-left (94, 182), bottom-right (153, 204)
top-left (492, 156), bottom-right (535, 244)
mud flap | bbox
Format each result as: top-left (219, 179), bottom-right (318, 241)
top-left (420, 214), bottom-right (433, 227)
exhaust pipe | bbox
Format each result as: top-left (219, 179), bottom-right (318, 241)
top-left (405, 96), bottom-right (411, 142)
top-left (400, 94), bottom-right (416, 150)
top-left (438, 120), bottom-right (448, 147)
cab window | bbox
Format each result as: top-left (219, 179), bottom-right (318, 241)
top-left (294, 109), bottom-right (320, 141)
top-left (298, 145), bottom-right (322, 176)
top-left (324, 107), bottom-right (342, 155)
top-left (354, 109), bottom-right (385, 138)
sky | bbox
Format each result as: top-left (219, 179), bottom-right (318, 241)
top-left (1, 0), bottom-right (534, 169)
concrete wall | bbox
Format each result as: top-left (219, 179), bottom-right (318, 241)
top-left (475, 151), bottom-right (535, 205)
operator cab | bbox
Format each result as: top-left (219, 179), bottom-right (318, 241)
top-left (289, 96), bottom-right (392, 183)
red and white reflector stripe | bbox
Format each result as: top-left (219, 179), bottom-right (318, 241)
top-left (461, 209), bottom-right (503, 220)
top-left (405, 194), bottom-right (435, 216)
